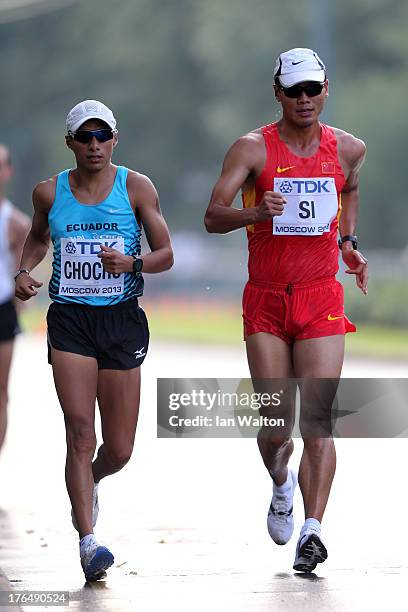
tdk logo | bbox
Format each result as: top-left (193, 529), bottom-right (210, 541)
top-left (65, 242), bottom-right (76, 254)
top-left (279, 181), bottom-right (293, 194)
top-left (74, 241), bottom-right (118, 255)
top-left (278, 179), bottom-right (331, 194)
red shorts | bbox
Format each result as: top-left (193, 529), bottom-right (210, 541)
top-left (242, 277), bottom-right (356, 344)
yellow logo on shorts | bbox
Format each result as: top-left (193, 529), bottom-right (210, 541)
top-left (328, 314), bottom-right (343, 321)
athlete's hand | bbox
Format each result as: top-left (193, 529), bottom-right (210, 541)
top-left (15, 273), bottom-right (43, 301)
top-left (255, 191), bottom-right (287, 222)
top-left (342, 249), bottom-right (368, 295)
top-left (98, 245), bottom-right (134, 274)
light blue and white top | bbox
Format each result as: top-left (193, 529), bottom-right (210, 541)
top-left (48, 166), bottom-right (143, 305)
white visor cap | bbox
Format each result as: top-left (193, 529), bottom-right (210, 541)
top-left (274, 48), bottom-right (326, 88)
top-left (66, 100), bottom-right (116, 134)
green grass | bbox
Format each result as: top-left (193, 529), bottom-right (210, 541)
top-left (19, 302), bottom-right (408, 359)
top-left (19, 306), bottom-right (48, 333)
top-left (345, 324), bottom-right (408, 359)
top-left (148, 305), bottom-right (243, 345)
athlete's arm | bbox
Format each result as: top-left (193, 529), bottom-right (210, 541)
top-left (204, 135), bottom-right (286, 234)
top-left (134, 174), bottom-right (173, 272)
top-left (338, 133), bottom-right (368, 295)
top-left (15, 180), bottom-right (54, 301)
top-left (9, 207), bottom-right (30, 309)
top-left (9, 208), bottom-right (30, 272)
top-left (99, 172), bottom-right (173, 274)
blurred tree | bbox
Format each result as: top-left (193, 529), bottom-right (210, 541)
top-left (0, 0), bottom-right (407, 247)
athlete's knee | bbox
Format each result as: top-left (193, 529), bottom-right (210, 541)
top-left (257, 427), bottom-right (291, 452)
top-left (299, 412), bottom-right (333, 438)
top-left (65, 422), bottom-right (97, 457)
top-left (103, 442), bottom-right (134, 470)
top-left (302, 436), bottom-right (333, 458)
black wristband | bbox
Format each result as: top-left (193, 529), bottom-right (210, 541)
top-left (132, 257), bottom-right (143, 274)
top-left (338, 235), bottom-right (358, 250)
top-left (14, 268), bottom-right (30, 281)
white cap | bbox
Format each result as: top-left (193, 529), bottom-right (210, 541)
top-left (274, 48), bottom-right (326, 88)
top-left (66, 100), bottom-right (117, 133)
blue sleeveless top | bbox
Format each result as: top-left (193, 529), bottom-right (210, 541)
top-left (48, 166), bottom-right (143, 305)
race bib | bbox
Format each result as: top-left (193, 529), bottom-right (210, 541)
top-left (273, 177), bottom-right (338, 236)
top-left (59, 236), bottom-right (124, 297)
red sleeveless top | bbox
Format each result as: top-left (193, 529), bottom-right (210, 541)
top-left (242, 122), bottom-right (346, 284)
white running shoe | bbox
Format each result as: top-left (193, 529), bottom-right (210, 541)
top-left (293, 530), bottom-right (328, 573)
top-left (71, 484), bottom-right (99, 532)
top-left (267, 469), bottom-right (297, 545)
top-left (80, 539), bottom-right (114, 582)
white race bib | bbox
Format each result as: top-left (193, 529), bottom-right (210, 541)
top-left (273, 177), bottom-right (338, 236)
top-left (59, 236), bottom-right (124, 297)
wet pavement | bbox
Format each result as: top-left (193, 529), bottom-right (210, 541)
top-left (0, 334), bottom-right (407, 611)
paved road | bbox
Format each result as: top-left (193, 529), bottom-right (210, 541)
top-left (0, 334), bottom-right (407, 611)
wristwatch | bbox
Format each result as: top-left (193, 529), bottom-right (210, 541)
top-left (132, 256), bottom-right (143, 273)
top-left (338, 235), bottom-right (358, 250)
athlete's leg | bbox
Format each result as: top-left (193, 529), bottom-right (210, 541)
top-left (92, 368), bottom-right (141, 483)
top-left (51, 348), bottom-right (98, 538)
top-left (293, 334), bottom-right (344, 521)
top-left (246, 333), bottom-right (296, 485)
top-left (0, 340), bottom-right (14, 452)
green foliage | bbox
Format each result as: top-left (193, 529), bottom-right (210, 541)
top-left (344, 280), bottom-right (408, 327)
top-left (1, 0), bottom-right (407, 247)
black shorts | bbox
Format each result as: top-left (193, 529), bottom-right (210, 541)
top-left (0, 300), bottom-right (20, 342)
top-left (47, 299), bottom-right (149, 370)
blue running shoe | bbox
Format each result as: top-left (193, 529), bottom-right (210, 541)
top-left (81, 545), bottom-right (114, 582)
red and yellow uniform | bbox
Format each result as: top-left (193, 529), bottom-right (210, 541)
top-left (242, 122), bottom-right (356, 342)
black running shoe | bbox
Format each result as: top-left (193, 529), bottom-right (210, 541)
top-left (293, 532), bottom-right (328, 572)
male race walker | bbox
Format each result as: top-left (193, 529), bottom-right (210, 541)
top-left (15, 100), bottom-right (173, 581)
top-left (205, 49), bottom-right (367, 572)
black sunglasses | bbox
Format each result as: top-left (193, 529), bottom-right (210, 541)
top-left (70, 128), bottom-right (115, 143)
top-left (280, 82), bottom-right (325, 99)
